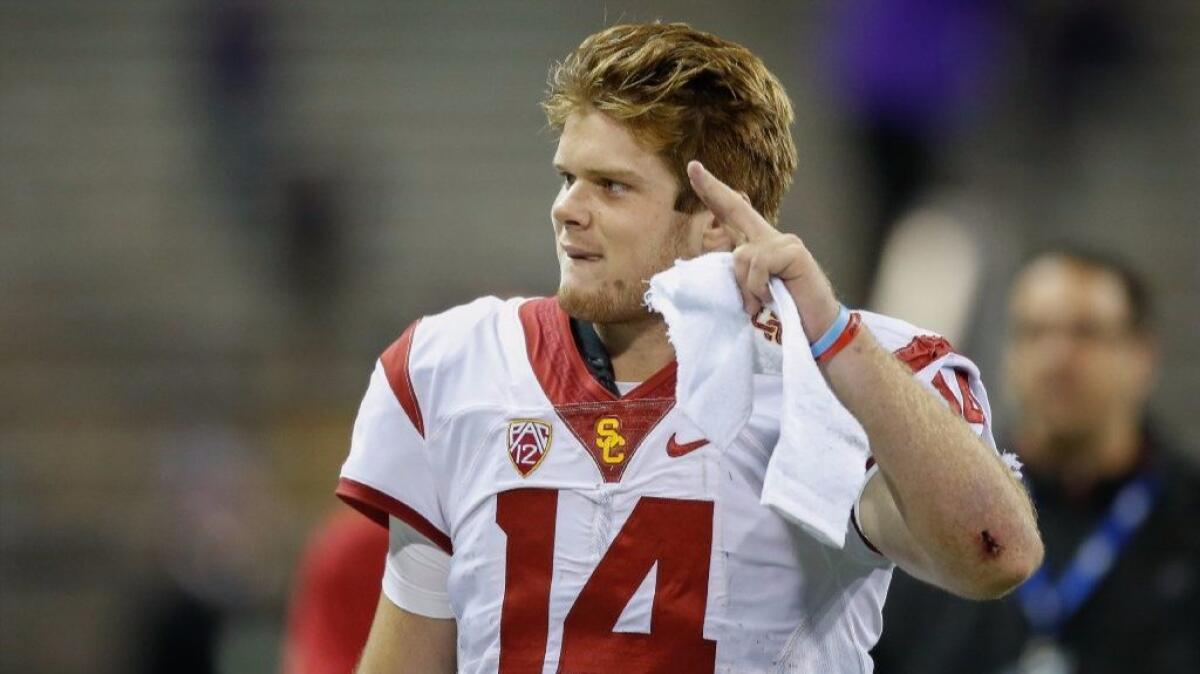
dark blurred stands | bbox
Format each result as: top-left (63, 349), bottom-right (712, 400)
top-left (0, 1), bottom-right (1196, 672)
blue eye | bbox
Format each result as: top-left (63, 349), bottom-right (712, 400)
top-left (603, 179), bottom-right (629, 194)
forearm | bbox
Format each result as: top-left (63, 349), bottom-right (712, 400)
top-left (680, 159), bottom-right (1041, 593)
top-left (825, 327), bottom-right (1042, 597)
top-left (357, 597), bottom-right (457, 674)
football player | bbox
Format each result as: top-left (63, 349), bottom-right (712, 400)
top-left (339, 23), bottom-right (1043, 673)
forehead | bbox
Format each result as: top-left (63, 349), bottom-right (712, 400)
top-left (553, 109), bottom-right (675, 184)
top-left (1010, 258), bottom-right (1131, 324)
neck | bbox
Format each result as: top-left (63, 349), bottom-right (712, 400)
top-left (1019, 415), bottom-right (1144, 494)
top-left (593, 314), bottom-right (675, 382)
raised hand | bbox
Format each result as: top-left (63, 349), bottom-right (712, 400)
top-left (686, 160), bottom-right (841, 342)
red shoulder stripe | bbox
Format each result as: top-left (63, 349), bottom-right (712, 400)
top-left (896, 336), bottom-right (987, 425)
top-left (931, 372), bottom-right (964, 417)
top-left (893, 334), bottom-right (954, 373)
top-left (380, 320), bottom-right (425, 438)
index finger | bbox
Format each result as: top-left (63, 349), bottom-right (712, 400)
top-left (686, 160), bottom-right (776, 240)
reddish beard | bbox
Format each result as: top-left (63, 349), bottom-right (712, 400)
top-left (558, 276), bottom-right (648, 323)
top-left (558, 218), bottom-right (693, 324)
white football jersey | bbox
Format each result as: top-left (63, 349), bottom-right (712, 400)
top-left (338, 296), bottom-right (994, 673)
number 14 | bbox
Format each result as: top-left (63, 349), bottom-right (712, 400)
top-left (495, 489), bottom-right (717, 673)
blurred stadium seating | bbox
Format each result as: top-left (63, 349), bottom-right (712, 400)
top-left (1, 1), bottom-right (1196, 672)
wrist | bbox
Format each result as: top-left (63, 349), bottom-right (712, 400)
top-left (779, 259), bottom-right (840, 341)
top-left (816, 312), bottom-right (862, 364)
top-left (811, 307), bottom-right (862, 364)
top-left (792, 285), bottom-right (844, 340)
top-left (791, 292), bottom-right (842, 343)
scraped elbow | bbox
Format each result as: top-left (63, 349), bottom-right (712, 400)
top-left (964, 533), bottom-right (1045, 600)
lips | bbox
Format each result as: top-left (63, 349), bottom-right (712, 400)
top-left (561, 243), bottom-right (603, 261)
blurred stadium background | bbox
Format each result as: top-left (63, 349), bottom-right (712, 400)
top-left (1, 1), bottom-right (1196, 672)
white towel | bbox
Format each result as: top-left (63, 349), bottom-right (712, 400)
top-left (759, 278), bottom-right (869, 549)
top-left (644, 253), bottom-right (754, 451)
top-left (645, 252), bottom-right (869, 549)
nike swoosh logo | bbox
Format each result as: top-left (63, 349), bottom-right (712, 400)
top-left (666, 433), bottom-right (709, 458)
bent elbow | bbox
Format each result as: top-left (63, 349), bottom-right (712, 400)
top-left (978, 552), bottom-right (1043, 599)
top-left (964, 536), bottom-right (1045, 600)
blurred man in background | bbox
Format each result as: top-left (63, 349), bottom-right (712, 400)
top-left (873, 248), bottom-right (1200, 673)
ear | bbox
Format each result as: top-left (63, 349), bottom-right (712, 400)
top-left (698, 210), bottom-right (736, 253)
top-left (1129, 332), bottom-right (1161, 402)
top-left (707, 191), bottom-right (755, 251)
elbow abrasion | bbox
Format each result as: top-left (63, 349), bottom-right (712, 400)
top-left (962, 528), bottom-right (1043, 600)
top-left (979, 529), bottom-right (1004, 558)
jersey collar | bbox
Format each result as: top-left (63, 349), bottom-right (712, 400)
top-left (519, 297), bottom-right (677, 406)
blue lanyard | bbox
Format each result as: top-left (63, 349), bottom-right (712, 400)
top-left (1015, 471), bottom-right (1159, 636)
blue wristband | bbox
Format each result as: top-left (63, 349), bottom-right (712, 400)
top-left (809, 305), bottom-right (851, 358)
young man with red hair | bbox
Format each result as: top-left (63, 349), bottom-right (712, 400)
top-left (338, 23), bottom-right (1042, 673)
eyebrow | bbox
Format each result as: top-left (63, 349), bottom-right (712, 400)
top-left (553, 162), bottom-right (643, 184)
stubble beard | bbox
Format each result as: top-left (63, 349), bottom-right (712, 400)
top-left (558, 276), bottom-right (647, 324)
top-left (558, 217), bottom-right (693, 325)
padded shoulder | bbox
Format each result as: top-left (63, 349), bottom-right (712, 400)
top-left (384, 296), bottom-right (525, 440)
top-left (857, 310), bottom-right (946, 354)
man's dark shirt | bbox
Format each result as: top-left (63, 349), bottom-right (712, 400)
top-left (872, 428), bottom-right (1200, 673)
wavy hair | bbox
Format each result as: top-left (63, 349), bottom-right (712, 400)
top-left (543, 22), bottom-right (797, 224)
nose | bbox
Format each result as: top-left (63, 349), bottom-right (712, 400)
top-left (1021, 330), bottom-right (1083, 384)
top-left (552, 181), bottom-right (590, 230)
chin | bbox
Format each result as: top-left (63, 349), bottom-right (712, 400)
top-left (557, 278), bottom-right (649, 324)
top-left (1036, 412), bottom-right (1100, 440)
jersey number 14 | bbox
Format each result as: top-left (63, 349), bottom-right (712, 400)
top-left (495, 489), bottom-right (717, 673)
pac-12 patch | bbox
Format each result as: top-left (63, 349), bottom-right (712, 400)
top-left (507, 419), bottom-right (552, 477)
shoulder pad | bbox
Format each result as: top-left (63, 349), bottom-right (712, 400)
top-left (381, 296), bottom-right (521, 439)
